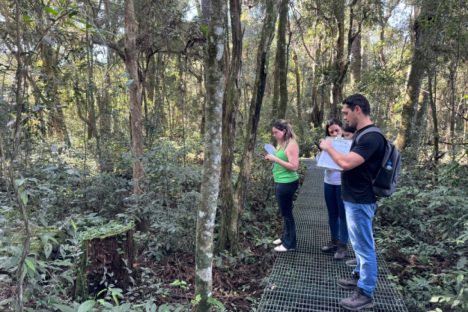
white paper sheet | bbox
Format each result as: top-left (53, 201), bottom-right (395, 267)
top-left (316, 138), bottom-right (352, 171)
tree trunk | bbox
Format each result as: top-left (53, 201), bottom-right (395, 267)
top-left (10, 3), bottom-right (30, 311)
top-left (74, 225), bottom-right (135, 299)
top-left (217, 0), bottom-right (242, 254)
top-left (361, 31), bottom-right (369, 73)
top-left (97, 0), bottom-right (114, 171)
top-left (198, 66), bottom-right (206, 137)
top-left (378, 0), bottom-right (399, 67)
top-left (195, 0), bottom-right (226, 310)
top-left (447, 61), bottom-right (458, 161)
top-left (330, 0), bottom-right (345, 118)
top-left (292, 50), bottom-right (303, 137)
top-left (395, 39), bottom-right (425, 150)
top-left (84, 19), bottom-right (98, 142)
top-left (234, 0), bottom-right (279, 246)
top-left (395, 1), bottom-right (437, 151)
top-left (156, 54), bottom-right (167, 137)
top-left (178, 56), bottom-right (187, 164)
top-left (413, 88), bottom-right (429, 161)
top-left (309, 40), bottom-right (324, 127)
top-left (379, 24), bottom-right (387, 67)
top-left (271, 0), bottom-right (289, 120)
top-left (351, 32), bottom-right (361, 85)
top-left (98, 69), bottom-right (114, 173)
top-left (40, 43), bottom-right (70, 146)
top-left (303, 66), bottom-right (313, 125)
top-left (331, 1), bottom-right (361, 118)
top-left (145, 55), bottom-right (156, 144)
top-left (428, 71), bottom-right (439, 183)
top-left (12, 7), bottom-right (25, 157)
top-left (124, 0), bottom-right (145, 195)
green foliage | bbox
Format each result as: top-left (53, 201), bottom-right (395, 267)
top-left (298, 127), bottom-right (324, 158)
top-left (243, 145), bottom-right (275, 213)
top-left (191, 294), bottom-right (225, 311)
top-left (0, 220), bottom-right (81, 309)
top-left (119, 140), bottom-right (204, 258)
top-left (170, 279), bottom-right (189, 290)
top-left (375, 163), bottom-right (468, 312)
top-left (79, 173), bottom-right (129, 217)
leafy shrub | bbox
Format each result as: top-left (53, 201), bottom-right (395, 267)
top-left (375, 163), bottom-right (468, 312)
top-left (79, 173), bottom-right (129, 216)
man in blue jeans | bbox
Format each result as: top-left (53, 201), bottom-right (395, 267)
top-left (320, 94), bottom-right (385, 311)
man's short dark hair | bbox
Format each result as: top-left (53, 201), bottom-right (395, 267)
top-left (342, 94), bottom-right (371, 115)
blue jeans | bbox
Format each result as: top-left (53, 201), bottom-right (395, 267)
top-left (275, 181), bottom-right (299, 249)
top-left (343, 201), bottom-right (378, 298)
top-left (324, 183), bottom-right (348, 244)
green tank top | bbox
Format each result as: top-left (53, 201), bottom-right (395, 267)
top-left (273, 147), bottom-right (299, 183)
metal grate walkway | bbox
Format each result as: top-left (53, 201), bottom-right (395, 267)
top-left (258, 160), bottom-right (408, 312)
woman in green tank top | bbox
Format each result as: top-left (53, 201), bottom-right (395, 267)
top-left (265, 120), bottom-right (300, 252)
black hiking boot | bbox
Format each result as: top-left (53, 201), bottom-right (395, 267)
top-left (321, 239), bottom-right (338, 253)
top-left (334, 243), bottom-right (347, 260)
top-left (338, 271), bottom-right (360, 290)
top-left (339, 288), bottom-right (375, 311)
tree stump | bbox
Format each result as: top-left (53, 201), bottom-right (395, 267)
top-left (74, 222), bottom-right (135, 299)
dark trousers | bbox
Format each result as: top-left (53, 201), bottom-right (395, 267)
top-left (323, 183), bottom-right (349, 244)
top-left (275, 180), bottom-right (299, 249)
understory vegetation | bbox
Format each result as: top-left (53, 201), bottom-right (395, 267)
top-left (0, 140), bottom-right (300, 311)
top-left (376, 162), bottom-right (468, 312)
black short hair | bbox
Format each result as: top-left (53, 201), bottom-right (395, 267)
top-left (325, 118), bottom-right (342, 136)
top-left (342, 94), bottom-right (371, 115)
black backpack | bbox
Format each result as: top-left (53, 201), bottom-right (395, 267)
top-left (355, 126), bottom-right (401, 197)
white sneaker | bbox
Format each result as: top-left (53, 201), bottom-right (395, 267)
top-left (274, 244), bottom-right (294, 252)
top-left (273, 239), bottom-right (282, 245)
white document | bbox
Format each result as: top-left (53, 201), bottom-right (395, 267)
top-left (316, 138), bottom-right (352, 171)
top-left (264, 143), bottom-right (276, 155)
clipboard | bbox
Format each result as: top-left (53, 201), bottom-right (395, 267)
top-left (316, 138), bottom-right (352, 171)
top-left (264, 143), bottom-right (276, 155)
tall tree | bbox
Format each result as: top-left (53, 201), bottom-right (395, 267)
top-left (330, 0), bottom-right (346, 117)
top-left (195, 0), bottom-right (226, 310)
top-left (428, 70), bottom-right (440, 164)
top-left (395, 0), bottom-right (438, 151)
top-left (234, 0), bottom-right (279, 248)
top-left (308, 37), bottom-right (326, 127)
top-left (96, 0), bottom-right (117, 173)
top-left (330, 0), bottom-right (365, 117)
top-left (124, 0), bottom-right (145, 194)
top-left (39, 40), bottom-right (70, 145)
top-left (350, 31), bottom-right (361, 85)
top-left (377, 0), bottom-right (400, 68)
top-left (217, 0), bottom-right (243, 253)
top-left (292, 50), bottom-right (304, 137)
top-left (271, 0), bottom-right (289, 119)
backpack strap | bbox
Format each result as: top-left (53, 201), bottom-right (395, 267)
top-left (354, 125), bottom-right (385, 144)
top-left (355, 126), bottom-right (392, 169)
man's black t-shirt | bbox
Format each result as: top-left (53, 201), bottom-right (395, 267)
top-left (341, 125), bottom-right (386, 204)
